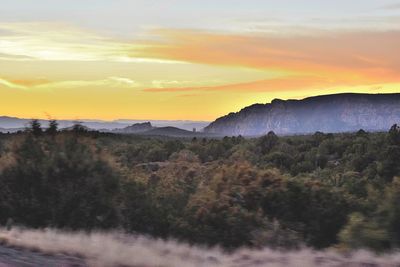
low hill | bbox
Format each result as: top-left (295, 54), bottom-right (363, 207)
top-left (141, 126), bottom-right (201, 137)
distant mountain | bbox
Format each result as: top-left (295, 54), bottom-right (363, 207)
top-left (114, 122), bottom-right (155, 134)
top-left (0, 116), bottom-right (129, 131)
top-left (113, 122), bottom-right (213, 137)
top-left (114, 120), bottom-right (209, 131)
top-left (0, 116), bottom-right (30, 129)
top-left (0, 117), bottom-right (209, 132)
top-left (204, 93), bottom-right (400, 136)
top-left (0, 117), bottom-right (210, 137)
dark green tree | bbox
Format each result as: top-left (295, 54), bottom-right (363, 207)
top-left (259, 131), bottom-right (279, 154)
top-left (389, 124), bottom-right (400, 145)
top-left (28, 119), bottom-right (43, 136)
top-left (46, 120), bottom-right (58, 135)
top-left (0, 135), bottom-right (119, 229)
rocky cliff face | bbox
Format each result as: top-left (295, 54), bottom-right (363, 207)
top-left (204, 93), bottom-right (400, 136)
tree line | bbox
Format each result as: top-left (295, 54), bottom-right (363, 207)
top-left (0, 120), bottom-right (399, 251)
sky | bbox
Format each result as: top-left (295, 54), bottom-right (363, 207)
top-left (0, 0), bottom-right (399, 121)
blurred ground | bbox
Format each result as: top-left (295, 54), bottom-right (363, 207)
top-left (0, 245), bottom-right (86, 267)
top-left (0, 228), bottom-right (400, 267)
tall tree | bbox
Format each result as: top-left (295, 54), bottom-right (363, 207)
top-left (46, 120), bottom-right (58, 135)
top-left (28, 119), bottom-right (43, 136)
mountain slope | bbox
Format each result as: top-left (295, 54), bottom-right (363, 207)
top-left (204, 93), bottom-right (400, 136)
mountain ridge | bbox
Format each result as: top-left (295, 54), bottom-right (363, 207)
top-left (204, 93), bottom-right (400, 136)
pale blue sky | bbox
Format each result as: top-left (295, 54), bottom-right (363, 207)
top-left (1, 0), bottom-right (399, 37)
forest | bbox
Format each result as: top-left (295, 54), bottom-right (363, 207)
top-left (0, 120), bottom-right (399, 253)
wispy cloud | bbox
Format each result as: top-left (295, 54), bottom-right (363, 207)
top-left (2, 21), bottom-right (400, 83)
top-left (0, 52), bottom-right (33, 61)
top-left (150, 79), bottom-right (225, 89)
top-left (0, 22), bottom-right (178, 63)
top-left (2, 22), bottom-right (399, 95)
top-left (0, 77), bottom-right (140, 90)
top-left (135, 28), bottom-right (400, 93)
top-left (144, 75), bottom-right (390, 93)
top-left (0, 78), bottom-right (28, 90)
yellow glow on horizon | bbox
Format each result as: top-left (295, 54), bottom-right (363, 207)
top-left (1, 78), bottom-right (398, 121)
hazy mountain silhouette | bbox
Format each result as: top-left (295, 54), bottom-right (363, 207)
top-left (114, 122), bottom-right (207, 137)
top-left (0, 117), bottom-right (209, 133)
top-left (114, 122), bottom-right (155, 133)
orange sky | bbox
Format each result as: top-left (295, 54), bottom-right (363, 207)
top-left (0, 1), bottom-right (399, 121)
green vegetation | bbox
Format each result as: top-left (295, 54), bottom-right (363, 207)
top-left (0, 121), bottom-right (399, 252)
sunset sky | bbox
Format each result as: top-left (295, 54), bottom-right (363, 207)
top-left (0, 0), bottom-right (399, 121)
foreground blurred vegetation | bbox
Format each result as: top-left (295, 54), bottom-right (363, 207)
top-left (0, 120), bottom-right (399, 252)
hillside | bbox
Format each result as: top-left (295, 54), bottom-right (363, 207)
top-left (204, 93), bottom-right (400, 136)
top-left (1, 124), bottom-right (400, 254)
